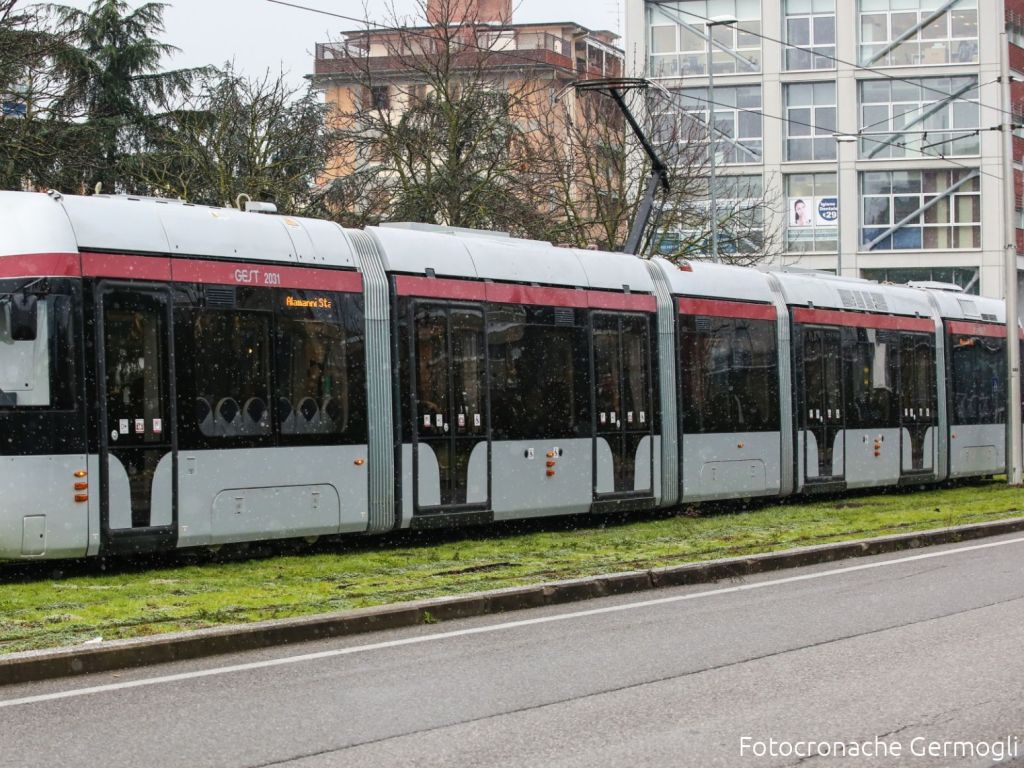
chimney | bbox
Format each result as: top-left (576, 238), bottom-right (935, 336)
top-left (426, 0), bottom-right (512, 24)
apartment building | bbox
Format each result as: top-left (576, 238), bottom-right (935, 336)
top-left (313, 0), bottom-right (623, 180)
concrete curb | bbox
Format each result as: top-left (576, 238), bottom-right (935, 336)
top-left (3, 516), bottom-right (1024, 687)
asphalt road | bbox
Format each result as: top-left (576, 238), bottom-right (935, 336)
top-left (4, 534), bottom-right (1024, 768)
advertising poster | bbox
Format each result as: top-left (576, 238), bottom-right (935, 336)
top-left (789, 197), bottom-right (839, 228)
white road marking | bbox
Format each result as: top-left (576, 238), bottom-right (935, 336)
top-left (3, 534), bottom-right (1024, 709)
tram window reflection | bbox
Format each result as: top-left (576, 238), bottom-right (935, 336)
top-left (488, 305), bottom-right (589, 440)
top-left (679, 315), bottom-right (779, 433)
top-left (191, 310), bottom-right (271, 438)
top-left (951, 334), bottom-right (1006, 424)
top-left (844, 328), bottom-right (898, 428)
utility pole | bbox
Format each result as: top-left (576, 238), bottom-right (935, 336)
top-left (1001, 30), bottom-right (1023, 486)
top-left (834, 134), bottom-right (858, 276)
top-left (704, 15), bottom-right (737, 264)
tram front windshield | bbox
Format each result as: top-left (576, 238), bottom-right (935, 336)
top-left (0, 281), bottom-right (76, 411)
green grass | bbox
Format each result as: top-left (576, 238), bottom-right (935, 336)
top-left (1, 481), bottom-right (1021, 655)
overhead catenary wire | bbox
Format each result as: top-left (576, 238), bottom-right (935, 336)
top-left (662, 90), bottom-right (1006, 183)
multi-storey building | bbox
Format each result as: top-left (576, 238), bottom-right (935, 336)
top-left (625, 0), bottom-right (1024, 299)
top-left (313, 0), bottom-right (623, 188)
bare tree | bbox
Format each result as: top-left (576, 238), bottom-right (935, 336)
top-left (317, 0), bottom-right (555, 236)
top-left (526, 82), bottom-right (781, 265)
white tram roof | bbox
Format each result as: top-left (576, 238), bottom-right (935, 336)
top-left (367, 223), bottom-right (656, 294)
top-left (0, 191), bottom-right (358, 269)
top-left (771, 270), bottom-right (936, 319)
top-left (920, 289), bottom-right (1005, 323)
top-left (649, 257), bottom-right (777, 304)
top-left (0, 191), bottom-right (79, 257)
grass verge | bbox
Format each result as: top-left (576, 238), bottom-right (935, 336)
top-left (1, 481), bottom-right (1021, 655)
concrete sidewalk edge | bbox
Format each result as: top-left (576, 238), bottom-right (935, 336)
top-left (3, 516), bottom-right (1023, 686)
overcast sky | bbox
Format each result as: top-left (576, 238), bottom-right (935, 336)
top-left (55, 0), bottom-right (623, 86)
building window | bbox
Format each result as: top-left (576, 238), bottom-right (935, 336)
top-left (408, 83), bottom-right (429, 106)
top-left (860, 169), bottom-right (980, 251)
top-left (785, 173), bottom-right (837, 253)
top-left (860, 267), bottom-right (979, 294)
top-left (859, 0), bottom-right (978, 67)
top-left (680, 86), bottom-right (763, 165)
top-left (859, 77), bottom-right (979, 159)
top-left (369, 85), bottom-right (390, 110)
top-left (785, 82), bottom-right (836, 161)
top-left (784, 0), bottom-right (836, 70)
top-left (647, 0), bottom-right (762, 78)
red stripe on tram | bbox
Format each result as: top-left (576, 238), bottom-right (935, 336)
top-left (81, 252), bottom-right (172, 281)
top-left (793, 307), bottom-right (934, 333)
top-left (80, 252), bottom-right (362, 292)
top-left (0, 252), bottom-right (82, 278)
top-left (171, 259), bottom-right (363, 292)
top-left (395, 274), bottom-right (656, 311)
top-left (678, 297), bottom-right (777, 321)
top-left (947, 320), bottom-right (1007, 338)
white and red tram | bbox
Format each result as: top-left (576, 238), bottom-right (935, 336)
top-left (0, 191), bottom-right (1013, 559)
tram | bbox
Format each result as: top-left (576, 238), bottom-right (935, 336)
top-left (0, 190), bottom-right (1012, 559)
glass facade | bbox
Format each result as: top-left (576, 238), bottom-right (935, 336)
top-left (785, 82), bottom-right (837, 161)
top-left (861, 169), bottom-right (980, 251)
top-left (648, 0), bottom-right (762, 77)
top-left (859, 77), bottom-right (980, 159)
top-left (679, 86), bottom-right (763, 164)
top-left (858, 0), bottom-right (979, 67)
top-left (783, 0), bottom-right (836, 70)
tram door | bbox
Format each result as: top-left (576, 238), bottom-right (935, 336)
top-left (898, 332), bottom-right (937, 474)
top-left (97, 286), bottom-right (176, 543)
top-left (592, 313), bottom-right (654, 495)
top-left (412, 303), bottom-right (489, 511)
top-left (801, 327), bottom-right (844, 480)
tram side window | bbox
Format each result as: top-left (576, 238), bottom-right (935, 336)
top-left (899, 332), bottom-right (937, 422)
top-left (488, 305), bottom-right (589, 440)
top-left (0, 293), bottom-right (76, 410)
top-left (679, 316), bottom-right (779, 433)
top-left (277, 293), bottom-right (367, 443)
top-left (190, 310), bottom-right (272, 438)
top-left (843, 328), bottom-right (897, 429)
top-left (622, 315), bottom-right (652, 430)
top-left (951, 334), bottom-right (1006, 424)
